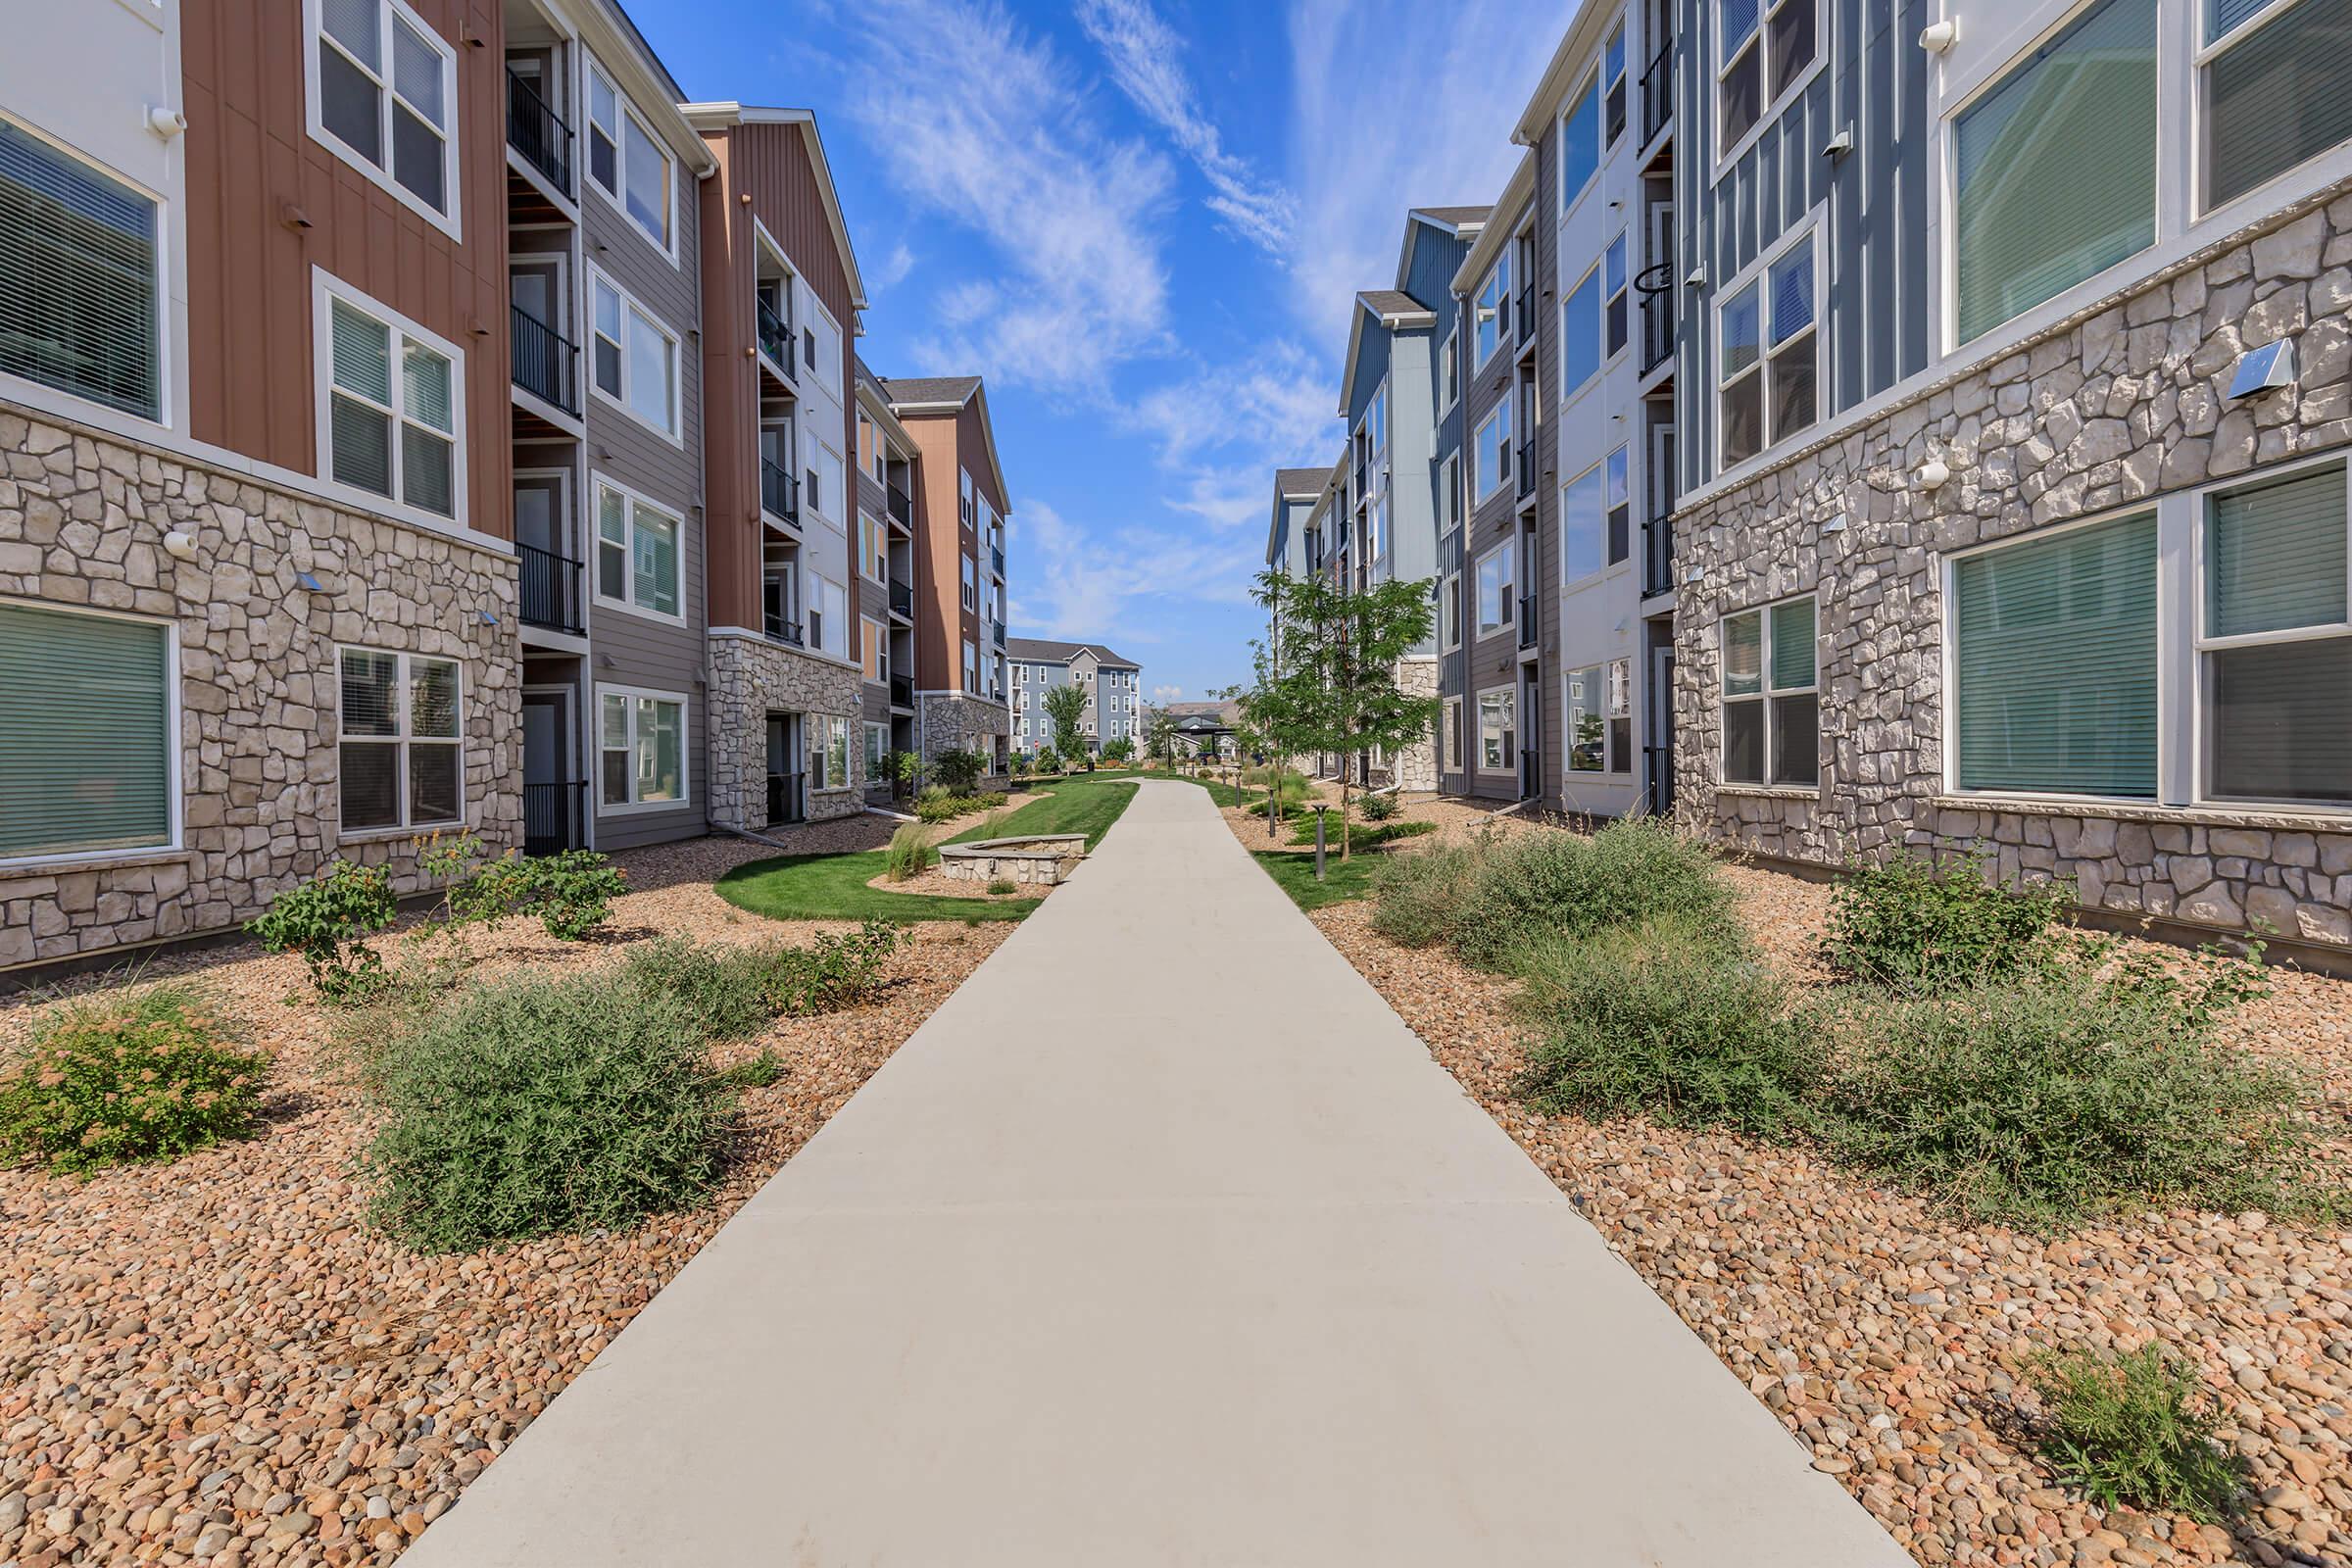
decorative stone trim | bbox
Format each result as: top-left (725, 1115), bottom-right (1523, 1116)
top-left (937, 834), bottom-right (1086, 886)
top-left (705, 634), bottom-right (866, 830)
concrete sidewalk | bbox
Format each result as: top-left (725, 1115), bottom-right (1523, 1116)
top-left (405, 778), bottom-right (1911, 1567)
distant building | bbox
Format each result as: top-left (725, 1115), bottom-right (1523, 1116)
top-left (1006, 639), bottom-right (1143, 757)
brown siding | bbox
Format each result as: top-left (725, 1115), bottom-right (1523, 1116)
top-left (180, 0), bottom-right (512, 540)
top-left (905, 412), bottom-right (963, 693)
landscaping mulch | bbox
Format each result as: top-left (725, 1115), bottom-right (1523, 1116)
top-left (1303, 854), bottom-right (2352, 1568)
top-left (0, 837), bottom-right (1009, 1567)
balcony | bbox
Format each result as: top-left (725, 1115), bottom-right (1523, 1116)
top-left (760, 458), bottom-right (799, 525)
top-left (890, 673), bottom-right (912, 709)
top-left (505, 67), bottom-right (572, 195)
top-left (1514, 440), bottom-right (1534, 498)
top-left (1639, 264), bottom-right (1676, 374)
top-left (1641, 38), bottom-right (1674, 146)
top-left (511, 304), bottom-right (578, 416)
top-left (989, 543), bottom-right (1004, 579)
top-left (757, 295), bottom-right (792, 374)
top-left (1643, 514), bottom-right (1675, 599)
top-left (521, 779), bottom-right (586, 857)
top-left (517, 542), bottom-right (583, 634)
top-left (1517, 592), bottom-right (1538, 650)
top-left (886, 482), bottom-right (912, 529)
top-left (763, 612), bottom-right (805, 648)
top-left (991, 619), bottom-right (1005, 649)
top-left (1514, 288), bottom-right (1535, 346)
top-left (888, 575), bottom-right (912, 618)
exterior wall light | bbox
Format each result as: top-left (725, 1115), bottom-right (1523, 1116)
top-left (1919, 19), bottom-right (1961, 51)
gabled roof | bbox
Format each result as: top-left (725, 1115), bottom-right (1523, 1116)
top-left (1268, 462), bottom-right (1340, 567)
top-left (1338, 288), bottom-right (1436, 418)
top-left (1004, 637), bottom-right (1140, 670)
top-left (1396, 206), bottom-right (1491, 289)
top-left (853, 359), bottom-right (917, 456)
top-left (1451, 150), bottom-right (1537, 298)
top-left (878, 376), bottom-right (1008, 514)
top-left (679, 104), bottom-right (863, 309)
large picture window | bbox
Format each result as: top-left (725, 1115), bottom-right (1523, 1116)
top-left (810, 715), bottom-right (851, 792)
top-left (1475, 540), bottom-right (1516, 637)
top-left (1718, 230), bottom-right (1815, 466)
top-left (1478, 688), bottom-right (1517, 772)
top-left (1953, 0), bottom-right (2156, 344)
top-left (1721, 597), bottom-right (1818, 787)
top-left (1473, 253), bottom-right (1511, 366)
top-left (0, 604), bottom-right (172, 860)
top-left (1561, 69), bottom-right (1601, 209)
top-left (594, 479), bottom-right (681, 619)
top-left (590, 273), bottom-right (679, 438)
top-left (0, 122), bottom-right (161, 420)
top-left (1953, 514), bottom-right (2157, 798)
top-left (587, 61), bottom-right (673, 252)
top-left (340, 647), bottom-right (462, 832)
top-left (1719, 0), bottom-right (1817, 154)
top-left (312, 0), bottom-right (456, 229)
top-left (2203, 0), bottom-right (2352, 211)
top-left (2201, 462), bottom-right (2350, 804)
top-left (322, 283), bottom-right (460, 519)
top-left (1474, 400), bottom-right (1512, 504)
top-left (1561, 460), bottom-right (1605, 585)
top-left (1562, 261), bottom-right (1601, 395)
top-left (600, 688), bottom-right (685, 808)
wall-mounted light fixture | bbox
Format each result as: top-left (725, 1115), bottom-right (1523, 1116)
top-left (163, 530), bottom-right (198, 560)
top-left (147, 106), bottom-right (187, 140)
top-left (2227, 339), bottom-right (2296, 400)
top-left (1917, 458), bottom-right (1951, 490)
top-left (1919, 18), bottom-right (1961, 52)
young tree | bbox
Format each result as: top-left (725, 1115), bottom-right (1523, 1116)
top-left (1102, 735), bottom-right (1135, 764)
top-left (1044, 682), bottom-right (1090, 769)
top-left (1248, 568), bottom-right (1438, 857)
top-left (1145, 710), bottom-right (1177, 765)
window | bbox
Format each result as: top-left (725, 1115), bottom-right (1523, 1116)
top-left (1603, 233), bottom-right (1629, 358)
top-left (1368, 493), bottom-right (1388, 564)
top-left (322, 282), bottom-right (459, 518)
top-left (0, 121), bottom-right (162, 420)
top-left (865, 721), bottom-right (889, 775)
top-left (1566, 665), bottom-right (1606, 772)
top-left (859, 513), bottom-right (888, 581)
top-left (960, 553), bottom-right (977, 610)
top-left (594, 479), bottom-right (680, 618)
top-left (1473, 253), bottom-right (1511, 366)
top-left (1603, 21), bottom-right (1629, 145)
top-left (1439, 325), bottom-right (1459, 412)
top-left (2205, 0), bottom-right (2352, 211)
top-left (1953, 0), bottom-right (2156, 343)
top-left (810, 715), bottom-right (851, 792)
top-left (1441, 570), bottom-right (1462, 650)
top-left (1718, 230), bottom-right (1816, 466)
top-left (600, 689), bottom-right (685, 808)
top-left (1562, 262), bottom-right (1601, 396)
top-left (1721, 598), bottom-right (1818, 787)
top-left (859, 614), bottom-right (886, 683)
top-left (312, 0), bottom-right (456, 228)
top-left (0, 604), bottom-right (172, 860)
top-left (587, 60), bottom-right (672, 252)
top-left (1478, 688), bottom-right (1517, 772)
top-left (809, 574), bottom-right (845, 659)
top-left (2200, 463), bottom-right (2349, 804)
top-left (1440, 453), bottom-right (1462, 534)
top-left (1561, 462), bottom-right (1605, 585)
top-left (1605, 446), bottom-right (1632, 565)
top-left (1474, 401), bottom-right (1512, 504)
top-left (959, 468), bottom-right (974, 528)
top-left (806, 298), bottom-right (844, 399)
top-left (590, 273), bottom-right (679, 438)
top-left (1561, 69), bottom-right (1601, 208)
top-left (1953, 514), bottom-right (2156, 797)
top-left (340, 647), bottom-right (461, 832)
top-left (962, 638), bottom-right (978, 692)
top-left (1719, 0), bottom-right (1816, 155)
top-left (1475, 540), bottom-right (1516, 637)
top-left (1609, 659), bottom-right (1632, 773)
top-left (1443, 697), bottom-right (1462, 772)
top-left (810, 442), bottom-right (845, 526)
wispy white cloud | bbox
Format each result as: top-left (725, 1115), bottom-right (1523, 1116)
top-left (1151, 683), bottom-right (1184, 704)
top-left (1075, 0), bottom-right (1296, 253)
top-left (1119, 340), bottom-right (1335, 529)
top-left (842, 0), bottom-right (1173, 394)
top-left (1007, 499), bottom-right (1260, 644)
top-left (870, 240), bottom-right (916, 292)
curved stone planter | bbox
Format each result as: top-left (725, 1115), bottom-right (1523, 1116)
top-left (937, 834), bottom-right (1089, 886)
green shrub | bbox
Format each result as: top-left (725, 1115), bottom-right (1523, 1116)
top-left (0, 987), bottom-right (268, 1175)
top-left (248, 859), bottom-right (397, 1002)
top-left (1358, 791), bottom-right (1399, 822)
top-left (618, 939), bottom-right (774, 1041)
top-left (987, 878), bottom-right (1017, 896)
top-left (1823, 952), bottom-right (2322, 1225)
top-left (932, 748), bottom-right (987, 794)
top-left (1034, 747), bottom-right (1061, 775)
top-left (450, 849), bottom-right (536, 928)
top-left (885, 823), bottom-right (936, 881)
top-left (759, 920), bottom-right (908, 1015)
top-left (356, 969), bottom-right (736, 1250)
top-left (1102, 737), bottom-right (1135, 763)
top-left (520, 850), bottom-right (628, 940)
top-left (1294, 818), bottom-right (1433, 851)
top-left (716, 1051), bottom-right (786, 1090)
top-left (2027, 1343), bottom-right (2242, 1522)
top-left (1448, 817), bottom-right (1732, 969)
top-left (1512, 918), bottom-right (1822, 1138)
top-left (1368, 842), bottom-right (1481, 948)
top-left (1825, 846), bottom-right (2072, 994)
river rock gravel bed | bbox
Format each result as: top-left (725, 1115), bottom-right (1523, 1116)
top-left (0, 836), bottom-right (1011, 1568)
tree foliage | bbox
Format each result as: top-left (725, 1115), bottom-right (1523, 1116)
top-left (1044, 682), bottom-right (1090, 765)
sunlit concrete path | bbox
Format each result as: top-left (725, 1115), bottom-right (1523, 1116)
top-left (405, 778), bottom-right (1912, 1567)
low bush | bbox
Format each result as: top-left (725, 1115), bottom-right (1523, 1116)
top-left (885, 823), bottom-right (936, 881)
top-left (760, 920), bottom-right (908, 1014)
top-left (1448, 816), bottom-right (1732, 969)
top-left (1822, 949), bottom-right (2322, 1226)
top-left (931, 748), bottom-right (987, 795)
top-left (1367, 842), bottom-right (1481, 949)
top-left (914, 789), bottom-right (1008, 824)
top-left (987, 878), bottom-right (1017, 896)
top-left (521, 850), bottom-right (629, 940)
top-left (617, 939), bottom-right (774, 1041)
top-left (1825, 846), bottom-right (2072, 994)
top-left (2027, 1343), bottom-right (2242, 1521)
top-left (1512, 918), bottom-right (1822, 1138)
top-left (0, 986), bottom-right (268, 1175)
top-left (1293, 818), bottom-right (1433, 852)
top-left (248, 859), bottom-right (397, 1002)
top-left (1358, 791), bottom-right (1399, 822)
top-left (356, 970), bottom-right (735, 1250)
top-left (715, 1051), bottom-right (786, 1091)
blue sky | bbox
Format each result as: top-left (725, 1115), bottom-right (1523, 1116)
top-left (633, 0), bottom-right (1571, 702)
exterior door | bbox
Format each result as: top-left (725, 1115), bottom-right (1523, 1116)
top-left (521, 689), bottom-right (580, 854)
top-left (765, 712), bottom-right (804, 825)
top-left (1647, 640), bottom-right (1676, 816)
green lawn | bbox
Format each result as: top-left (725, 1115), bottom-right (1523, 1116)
top-left (716, 774), bottom-right (1143, 924)
top-left (1250, 849), bottom-right (1382, 910)
top-left (1285, 817), bottom-right (1435, 851)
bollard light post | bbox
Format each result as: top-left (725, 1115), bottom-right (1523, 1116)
top-left (1311, 804), bottom-right (1329, 882)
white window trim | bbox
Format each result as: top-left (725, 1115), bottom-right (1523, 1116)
top-left (1442, 569), bottom-right (1463, 652)
top-left (584, 56), bottom-right (677, 265)
top-left (336, 644), bottom-right (466, 839)
top-left (1560, 256), bottom-right (1605, 407)
top-left (804, 292), bottom-right (846, 402)
top-left (858, 511), bottom-right (888, 583)
top-left (1712, 0), bottom-right (1829, 177)
top-left (1719, 591), bottom-right (1820, 792)
top-left (1437, 324), bottom-right (1460, 416)
top-left (1560, 455), bottom-right (1620, 591)
top-left (1711, 215), bottom-right (1823, 473)
top-left (0, 599), bottom-right (182, 869)
top-left (303, 0), bottom-right (462, 241)
top-left (1603, 230), bottom-right (1631, 362)
top-left (1473, 538), bottom-right (1517, 641)
top-left (806, 571), bottom-right (848, 662)
top-left (1472, 254), bottom-right (1512, 370)
top-left (588, 266), bottom-right (684, 446)
top-left (1473, 402), bottom-right (1511, 505)
top-left (1562, 660), bottom-right (1635, 777)
top-left (590, 470), bottom-right (687, 628)
top-left (807, 438), bottom-right (847, 531)
top-left (1476, 684), bottom-right (1518, 775)
top-left (809, 713), bottom-right (854, 794)
top-left (596, 682), bottom-right (691, 813)
top-left (1558, 67), bottom-right (1603, 216)
top-left (311, 269), bottom-right (469, 532)
top-left (860, 612), bottom-right (887, 683)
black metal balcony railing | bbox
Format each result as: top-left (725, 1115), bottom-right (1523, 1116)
top-left (1515, 440), bottom-right (1535, 497)
top-left (1643, 514), bottom-right (1675, 599)
top-left (522, 779), bottom-right (586, 857)
top-left (1518, 592), bottom-right (1539, 650)
top-left (888, 576), bottom-right (912, 617)
top-left (1514, 288), bottom-right (1534, 343)
top-left (506, 67), bottom-right (572, 194)
top-left (990, 543), bottom-right (1004, 578)
top-left (766, 770), bottom-right (806, 827)
top-left (757, 295), bottom-right (791, 371)
top-left (763, 612), bottom-right (805, 648)
top-left (760, 458), bottom-right (799, 523)
top-left (1639, 269), bottom-right (1676, 374)
top-left (890, 673), bottom-right (912, 708)
top-left (1642, 38), bottom-right (1674, 145)
top-left (992, 619), bottom-right (1006, 649)
top-left (886, 482), bottom-right (912, 527)
top-left (1519, 746), bottom-right (1542, 803)
top-left (511, 304), bottom-right (579, 416)
top-left (517, 542), bottom-right (583, 634)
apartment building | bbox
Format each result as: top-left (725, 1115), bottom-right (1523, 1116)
top-left (0, 0), bottom-right (1015, 974)
top-left (855, 363), bottom-right (920, 803)
top-left (880, 375), bottom-right (1013, 780)
top-left (1006, 639), bottom-right (1144, 757)
top-left (1666, 0), bottom-right (2352, 958)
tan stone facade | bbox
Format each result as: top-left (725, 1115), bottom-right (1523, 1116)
top-left (705, 633), bottom-right (867, 829)
top-left (1674, 186), bottom-right (2352, 955)
top-left (917, 692), bottom-right (1010, 782)
top-left (0, 403), bottom-right (521, 969)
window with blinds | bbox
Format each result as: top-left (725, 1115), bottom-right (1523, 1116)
top-left (315, 0), bottom-right (455, 220)
top-left (1718, 232), bottom-right (1816, 466)
top-left (1953, 0), bottom-right (2157, 344)
top-left (1953, 513), bottom-right (2158, 797)
top-left (0, 604), bottom-right (172, 860)
top-left (1720, 596), bottom-right (1817, 786)
top-left (0, 121), bottom-right (161, 420)
top-left (338, 647), bottom-right (462, 832)
top-left (2205, 0), bottom-right (2352, 212)
top-left (325, 291), bottom-right (458, 517)
top-left (2202, 462), bottom-right (2350, 804)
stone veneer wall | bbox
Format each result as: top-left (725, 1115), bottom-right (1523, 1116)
top-left (0, 404), bottom-right (520, 969)
top-left (917, 693), bottom-right (1010, 780)
top-left (1393, 657), bottom-right (1439, 792)
top-left (705, 634), bottom-right (866, 828)
top-left (1675, 185), bottom-right (2352, 952)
